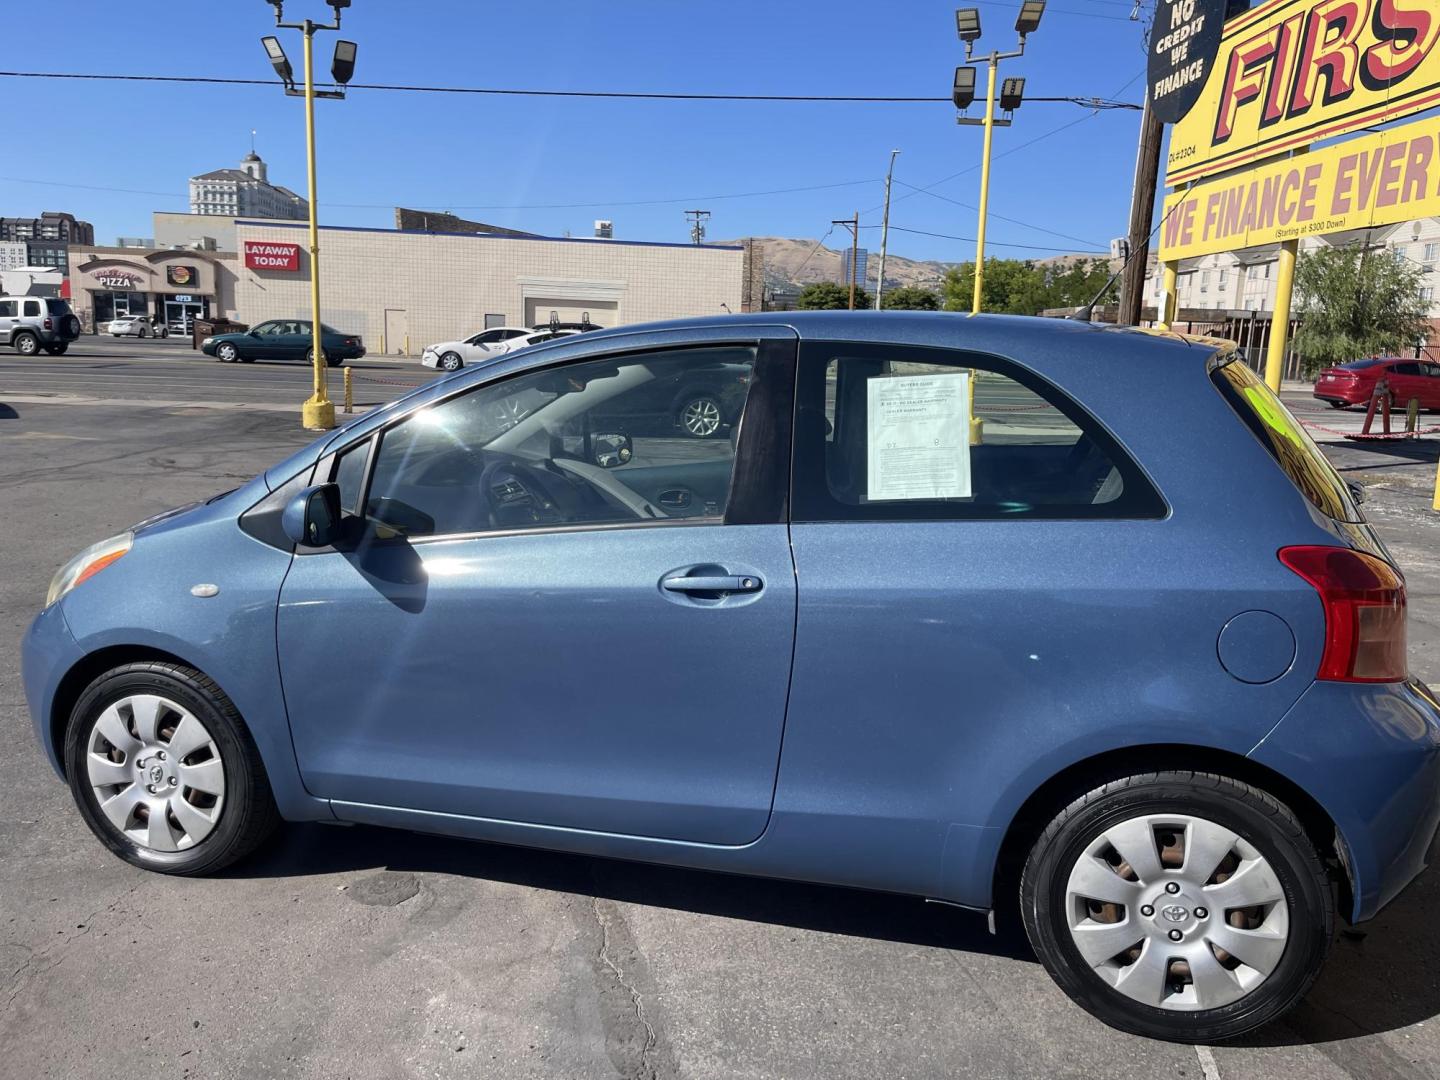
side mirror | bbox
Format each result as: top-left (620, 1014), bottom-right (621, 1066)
top-left (281, 483), bottom-right (342, 548)
top-left (1347, 479), bottom-right (1366, 506)
top-left (592, 433), bottom-right (633, 468)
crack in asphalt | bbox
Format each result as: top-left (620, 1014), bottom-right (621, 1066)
top-left (2, 884), bottom-right (139, 1012)
top-left (589, 896), bottom-right (670, 1080)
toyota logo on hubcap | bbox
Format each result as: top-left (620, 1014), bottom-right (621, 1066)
top-left (1161, 904), bottom-right (1189, 923)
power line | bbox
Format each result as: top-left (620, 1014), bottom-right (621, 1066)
top-left (0, 171), bottom-right (880, 211)
top-left (862, 223), bottom-right (1108, 254)
top-left (0, 70), bottom-right (1136, 108)
top-left (891, 179), bottom-right (1103, 248)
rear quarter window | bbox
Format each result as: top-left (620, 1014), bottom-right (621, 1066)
top-left (1211, 359), bottom-right (1363, 522)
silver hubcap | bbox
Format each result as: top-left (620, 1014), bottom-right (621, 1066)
top-left (85, 694), bottom-right (226, 852)
top-left (1064, 813), bottom-right (1289, 1012)
top-left (219, 345), bottom-right (235, 361)
top-left (682, 397), bottom-right (721, 436)
top-left (443, 355), bottom-right (461, 370)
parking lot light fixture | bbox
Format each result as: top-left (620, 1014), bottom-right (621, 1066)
top-left (1015, 0), bottom-right (1046, 36)
top-left (953, 66), bottom-right (977, 111)
top-left (955, 8), bottom-right (982, 46)
top-left (1000, 76), bottom-right (1025, 113)
top-left (331, 40), bottom-right (357, 85)
top-left (261, 36), bottom-right (294, 90)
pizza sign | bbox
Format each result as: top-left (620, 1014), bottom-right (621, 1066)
top-left (94, 270), bottom-right (140, 289)
top-left (244, 240), bottom-right (301, 272)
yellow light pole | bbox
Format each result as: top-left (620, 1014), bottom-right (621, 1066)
top-left (971, 59), bottom-right (998, 315)
top-left (953, 3), bottom-right (1043, 445)
top-left (261, 1), bottom-right (358, 432)
top-left (1264, 239), bottom-right (1297, 393)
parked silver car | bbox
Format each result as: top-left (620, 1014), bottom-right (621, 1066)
top-left (0, 295), bottom-right (81, 355)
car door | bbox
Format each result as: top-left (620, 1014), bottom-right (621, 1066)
top-left (1387, 361), bottom-right (1425, 406)
top-left (275, 334), bottom-right (799, 845)
top-left (1419, 362), bottom-right (1440, 408)
top-left (0, 299), bottom-right (16, 343)
top-left (462, 329), bottom-right (504, 362)
top-left (284, 320), bottom-right (313, 361)
top-left (242, 320), bottom-right (280, 360)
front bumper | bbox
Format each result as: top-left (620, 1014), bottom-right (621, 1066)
top-left (1250, 678), bottom-right (1440, 922)
top-left (20, 602), bottom-right (85, 778)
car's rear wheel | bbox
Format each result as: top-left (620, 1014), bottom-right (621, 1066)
top-left (677, 393), bottom-right (724, 438)
top-left (1020, 771), bottom-right (1331, 1042)
top-left (216, 343), bottom-right (238, 363)
top-left (440, 352), bottom-right (463, 372)
top-left (64, 662), bottom-right (280, 875)
top-left (41, 343), bottom-right (67, 356)
top-left (1328, 401), bottom-right (1347, 409)
top-left (13, 331), bottom-right (39, 356)
top-left (139, 327), bottom-right (148, 338)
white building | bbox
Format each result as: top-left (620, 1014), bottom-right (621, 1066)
top-left (233, 220), bottom-right (756, 355)
top-left (0, 240), bottom-right (28, 271)
top-left (189, 152), bottom-right (307, 221)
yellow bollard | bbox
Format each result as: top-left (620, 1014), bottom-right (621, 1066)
top-left (404, 334), bottom-right (410, 357)
top-left (343, 366), bottom-right (353, 413)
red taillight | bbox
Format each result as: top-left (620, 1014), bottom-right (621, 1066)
top-left (1279, 546), bottom-right (1408, 682)
top-left (42, 317), bottom-right (52, 330)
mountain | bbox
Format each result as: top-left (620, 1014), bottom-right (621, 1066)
top-left (719, 237), bottom-right (1113, 298)
top-left (714, 236), bottom-right (957, 295)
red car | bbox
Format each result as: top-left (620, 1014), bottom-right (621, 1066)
top-left (1312, 357), bottom-right (1440, 409)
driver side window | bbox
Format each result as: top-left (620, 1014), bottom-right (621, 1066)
top-left (360, 346), bottom-right (758, 539)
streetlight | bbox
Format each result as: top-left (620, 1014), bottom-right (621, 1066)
top-left (260, 0), bottom-right (358, 432)
top-left (953, 2), bottom-right (1045, 316)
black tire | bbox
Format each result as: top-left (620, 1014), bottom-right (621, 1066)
top-left (675, 392), bottom-right (726, 438)
top-left (13, 331), bottom-right (39, 357)
top-left (1328, 401), bottom-right (1347, 409)
top-left (139, 327), bottom-right (148, 338)
top-left (1019, 771), bottom-right (1332, 1043)
top-left (440, 352), bottom-right (463, 372)
top-left (64, 662), bottom-right (281, 876)
top-left (52, 343), bottom-right (68, 355)
top-left (216, 343), bottom-right (238, 363)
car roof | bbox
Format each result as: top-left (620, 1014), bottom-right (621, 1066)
top-left (514, 311), bottom-right (1225, 367)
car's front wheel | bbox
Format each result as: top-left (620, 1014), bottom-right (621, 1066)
top-left (216, 343), bottom-right (238, 362)
top-left (440, 352), bottom-right (463, 372)
top-left (64, 662), bottom-right (280, 875)
top-left (1020, 771), bottom-right (1331, 1042)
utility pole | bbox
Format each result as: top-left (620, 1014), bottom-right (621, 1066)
top-left (833, 214), bottom-right (860, 309)
top-left (685, 209), bottom-right (710, 245)
top-left (875, 149), bottom-right (901, 310)
top-left (1117, 96), bottom-right (1162, 326)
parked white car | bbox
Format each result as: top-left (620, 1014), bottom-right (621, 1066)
top-left (107, 315), bottom-right (158, 338)
top-left (420, 327), bottom-right (577, 372)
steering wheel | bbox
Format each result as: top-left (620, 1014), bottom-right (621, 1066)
top-left (479, 456), bottom-right (565, 529)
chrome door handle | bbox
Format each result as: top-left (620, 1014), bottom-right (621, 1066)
top-left (661, 574), bottom-right (762, 594)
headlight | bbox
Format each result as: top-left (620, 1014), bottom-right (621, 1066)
top-left (202, 337), bottom-right (215, 346)
top-left (46, 532), bottom-right (132, 607)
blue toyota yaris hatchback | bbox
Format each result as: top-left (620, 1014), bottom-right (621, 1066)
top-left (22, 313), bottom-right (1440, 1041)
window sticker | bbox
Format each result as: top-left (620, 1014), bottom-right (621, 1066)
top-left (866, 372), bottom-right (972, 501)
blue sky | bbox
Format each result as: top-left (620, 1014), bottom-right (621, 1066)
top-left (6, 0), bottom-right (1150, 262)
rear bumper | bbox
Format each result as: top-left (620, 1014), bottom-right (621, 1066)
top-left (1313, 386), bottom-right (1365, 405)
top-left (1249, 679), bottom-right (1440, 923)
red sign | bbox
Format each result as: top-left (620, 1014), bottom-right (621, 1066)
top-left (244, 240), bottom-right (301, 272)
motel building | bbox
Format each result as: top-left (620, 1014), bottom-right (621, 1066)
top-left (66, 245), bottom-right (239, 335)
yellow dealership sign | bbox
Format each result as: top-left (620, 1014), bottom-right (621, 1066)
top-left (1164, 0), bottom-right (1440, 188)
top-left (1160, 117), bottom-right (1440, 259)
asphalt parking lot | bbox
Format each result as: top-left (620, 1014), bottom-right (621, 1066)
top-left (3, 343), bottom-right (1440, 1079)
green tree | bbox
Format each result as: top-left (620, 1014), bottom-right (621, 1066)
top-left (879, 284), bottom-right (941, 310)
top-left (941, 259), bottom-right (1047, 315)
top-left (1292, 244), bottom-right (1430, 377)
top-left (797, 280), bottom-right (873, 310)
top-left (941, 256), bottom-right (1118, 315)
